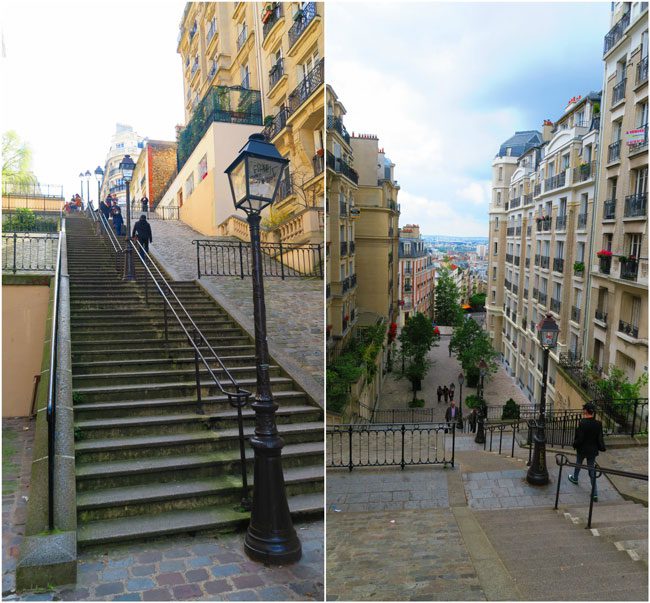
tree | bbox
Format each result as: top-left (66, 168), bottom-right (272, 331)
top-left (469, 293), bottom-right (487, 310)
top-left (398, 312), bottom-right (439, 400)
top-left (450, 317), bottom-right (498, 386)
top-left (2, 131), bottom-right (36, 185)
top-left (434, 267), bottom-right (463, 326)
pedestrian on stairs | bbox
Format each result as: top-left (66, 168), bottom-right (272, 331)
top-left (140, 195), bottom-right (149, 214)
top-left (443, 386), bottom-right (449, 403)
top-left (100, 196), bottom-right (112, 223)
top-left (132, 214), bottom-right (152, 260)
top-left (437, 386), bottom-right (443, 404)
top-left (445, 399), bottom-right (462, 432)
top-left (449, 382), bottom-right (455, 401)
top-left (111, 201), bottom-right (123, 236)
top-left (568, 402), bottom-right (606, 502)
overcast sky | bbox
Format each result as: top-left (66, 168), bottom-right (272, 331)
top-left (2, 0), bottom-right (185, 204)
top-left (328, 1), bottom-right (611, 237)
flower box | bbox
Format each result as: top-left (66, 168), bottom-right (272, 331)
top-left (596, 249), bottom-right (612, 258)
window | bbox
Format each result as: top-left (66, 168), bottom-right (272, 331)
top-left (637, 101), bottom-right (648, 127)
top-left (240, 64), bottom-right (250, 89)
top-left (184, 173), bottom-right (194, 197)
top-left (556, 241), bottom-right (564, 259)
top-left (628, 233), bottom-right (642, 258)
top-left (561, 153), bottom-right (570, 170)
top-left (604, 233), bottom-right (613, 251)
top-left (634, 167), bottom-right (648, 195)
top-left (583, 144), bottom-right (592, 163)
top-left (559, 197), bottom-right (567, 216)
top-left (493, 242), bottom-right (498, 255)
top-left (577, 242), bottom-right (585, 262)
top-left (116, 142), bottom-right (124, 150)
top-left (499, 167), bottom-right (503, 181)
top-left (198, 155), bottom-right (208, 181)
top-left (299, 47), bottom-right (320, 81)
top-left (616, 58), bottom-right (626, 84)
top-left (492, 267), bottom-right (497, 281)
top-left (553, 282), bottom-right (561, 300)
top-left (496, 191), bottom-right (501, 205)
top-left (609, 176), bottom-right (618, 200)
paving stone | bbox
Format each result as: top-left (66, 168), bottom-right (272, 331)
top-left (231, 574), bottom-right (265, 590)
top-left (172, 583), bottom-right (203, 599)
top-left (203, 579), bottom-right (233, 595)
top-left (210, 563), bottom-right (241, 578)
top-left (130, 565), bottom-right (155, 577)
top-left (155, 572), bottom-right (185, 587)
top-left (158, 559), bottom-right (186, 573)
top-left (224, 590), bottom-right (260, 601)
top-left (100, 569), bottom-right (128, 582)
top-left (125, 578), bottom-right (156, 592)
top-left (112, 594), bottom-right (142, 601)
top-left (136, 552), bottom-right (163, 564)
top-left (185, 568), bottom-right (209, 583)
top-left (95, 582), bottom-right (125, 597)
top-left (141, 588), bottom-right (173, 601)
top-left (186, 556), bottom-right (212, 569)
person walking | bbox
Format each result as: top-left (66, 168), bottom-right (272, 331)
top-left (468, 408), bottom-right (477, 433)
top-left (449, 383), bottom-right (455, 401)
top-left (100, 196), bottom-right (112, 222)
top-left (132, 214), bottom-right (153, 260)
top-left (445, 400), bottom-right (462, 431)
top-left (111, 201), bottom-right (123, 236)
top-left (443, 386), bottom-right (449, 403)
top-left (437, 386), bottom-right (443, 404)
top-left (568, 402), bottom-right (606, 501)
top-left (140, 195), bottom-right (149, 214)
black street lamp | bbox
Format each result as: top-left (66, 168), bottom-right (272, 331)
top-left (119, 155), bottom-right (136, 281)
top-left (458, 372), bottom-right (464, 430)
top-left (225, 133), bottom-right (301, 564)
top-left (95, 166), bottom-right (104, 212)
top-left (526, 313), bottom-right (559, 486)
top-left (84, 170), bottom-right (91, 210)
top-left (475, 359), bottom-right (488, 444)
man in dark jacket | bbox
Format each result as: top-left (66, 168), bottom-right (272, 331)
top-left (141, 196), bottom-right (149, 214)
top-left (568, 402), bottom-right (606, 501)
top-left (132, 214), bottom-right (152, 259)
top-left (100, 196), bottom-right (112, 222)
top-left (445, 400), bottom-right (462, 430)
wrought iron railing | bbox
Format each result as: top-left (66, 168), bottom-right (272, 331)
top-left (269, 58), bottom-right (284, 88)
top-left (603, 199), bottom-right (616, 220)
top-left (571, 306), bottom-right (581, 322)
top-left (555, 214), bottom-right (567, 231)
top-left (1, 232), bottom-right (59, 273)
top-left (287, 58), bottom-right (324, 114)
top-left (262, 106), bottom-right (290, 141)
top-left (2, 181), bottom-right (64, 198)
top-left (553, 257), bottom-right (564, 273)
top-left (326, 150), bottom-right (359, 183)
top-left (577, 213), bottom-right (588, 229)
top-left (637, 56), bottom-right (649, 85)
top-left (620, 258), bottom-right (639, 281)
top-left (550, 298), bottom-right (561, 313)
top-left (608, 140), bottom-right (621, 163)
top-left (603, 10), bottom-right (630, 55)
top-left (192, 239), bottom-right (324, 279)
top-left (236, 24), bottom-right (248, 50)
top-left (327, 423), bottom-right (455, 470)
top-left (327, 116), bottom-right (351, 144)
top-left (618, 319), bottom-right (639, 338)
top-left (312, 153), bottom-right (324, 176)
top-left (340, 241), bottom-right (348, 256)
top-left (150, 205), bottom-right (180, 220)
top-left (599, 256), bottom-right (611, 274)
top-left (544, 171), bottom-right (566, 191)
top-left (612, 78), bottom-right (626, 104)
top-left (262, 3), bottom-right (283, 39)
top-left (288, 2), bottom-right (317, 48)
top-left (2, 212), bottom-right (59, 232)
top-left (624, 192), bottom-right (647, 217)
top-left (595, 308), bottom-right (607, 323)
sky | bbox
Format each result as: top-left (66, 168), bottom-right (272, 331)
top-left (1, 0), bottom-right (186, 204)
top-left (328, 1), bottom-right (612, 237)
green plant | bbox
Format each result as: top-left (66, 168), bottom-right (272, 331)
top-left (450, 318), bottom-right (498, 380)
top-left (434, 267), bottom-right (464, 326)
top-left (73, 426), bottom-right (86, 441)
top-left (464, 394), bottom-right (485, 409)
top-left (72, 392), bottom-right (85, 404)
top-left (501, 398), bottom-right (520, 420)
top-left (264, 115), bottom-right (275, 126)
top-left (573, 261), bottom-right (585, 273)
top-left (409, 398), bottom-right (425, 408)
top-left (469, 292), bottom-right (486, 310)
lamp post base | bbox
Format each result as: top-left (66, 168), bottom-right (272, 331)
top-left (526, 426), bottom-right (549, 485)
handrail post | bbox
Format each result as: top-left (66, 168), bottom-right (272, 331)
top-left (451, 423), bottom-right (455, 468)
top-left (13, 232), bottom-right (17, 274)
top-left (238, 241), bottom-right (244, 279)
top-left (348, 425), bottom-right (353, 472)
top-left (499, 426), bottom-right (503, 455)
top-left (233, 394), bottom-right (251, 510)
top-left (279, 241), bottom-right (285, 280)
top-left (554, 458), bottom-right (563, 509)
top-left (511, 422), bottom-right (517, 458)
top-left (400, 424), bottom-right (406, 470)
top-left (193, 330), bottom-right (203, 412)
top-left (163, 299), bottom-right (169, 343)
top-left (196, 241), bottom-right (201, 280)
top-left (587, 472), bottom-right (597, 528)
top-left (631, 400), bottom-right (638, 438)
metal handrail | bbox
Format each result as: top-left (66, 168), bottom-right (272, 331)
top-left (46, 217), bottom-right (65, 530)
top-left (129, 238), bottom-right (252, 506)
top-left (554, 453), bottom-right (648, 528)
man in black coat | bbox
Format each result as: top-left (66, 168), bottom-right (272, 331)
top-left (568, 402), bottom-right (606, 501)
top-left (132, 214), bottom-right (152, 259)
top-left (445, 400), bottom-right (462, 430)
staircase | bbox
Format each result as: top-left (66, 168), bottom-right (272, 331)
top-left (66, 214), bottom-right (323, 547)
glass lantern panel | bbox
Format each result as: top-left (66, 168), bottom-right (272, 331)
top-left (248, 156), bottom-right (283, 202)
top-left (539, 331), bottom-right (557, 347)
top-left (229, 159), bottom-right (248, 206)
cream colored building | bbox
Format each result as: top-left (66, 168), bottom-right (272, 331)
top-left (159, 2), bottom-right (324, 246)
top-left (586, 1), bottom-right (648, 388)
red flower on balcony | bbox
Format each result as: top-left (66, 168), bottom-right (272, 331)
top-left (596, 249), bottom-right (613, 258)
top-left (344, 315), bottom-right (349, 321)
top-left (433, 326), bottom-right (440, 336)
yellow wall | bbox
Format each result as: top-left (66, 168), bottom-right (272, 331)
top-left (2, 195), bottom-right (63, 212)
top-left (2, 284), bottom-right (50, 417)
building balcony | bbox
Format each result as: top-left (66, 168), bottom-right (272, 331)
top-left (523, 288), bottom-right (529, 299)
top-left (404, 266), bottom-right (412, 274)
top-left (540, 255), bottom-right (550, 269)
top-left (637, 56), bottom-right (649, 86)
top-left (599, 256), bottom-right (611, 275)
top-left (624, 193), bottom-right (647, 218)
top-left (603, 10), bottom-right (630, 55)
top-left (550, 298), bottom-right (561, 313)
top-left (287, 58), bottom-right (324, 114)
top-left (262, 3), bottom-right (284, 40)
top-left (206, 23), bottom-right (217, 45)
top-left (608, 140), bottom-right (621, 163)
top-left (620, 258), bottom-right (639, 281)
top-left (618, 319), bottom-right (639, 339)
top-left (534, 183), bottom-right (542, 197)
top-left (350, 273), bottom-right (357, 289)
top-left (595, 308), bottom-right (608, 324)
top-left (262, 107), bottom-right (290, 141)
top-left (269, 58), bottom-right (285, 89)
top-left (603, 199), bottom-right (616, 220)
top-left (544, 171), bottom-right (566, 191)
top-left (340, 241), bottom-right (348, 256)
top-left (526, 225), bottom-right (531, 237)
top-left (536, 217), bottom-right (552, 232)
top-left (342, 276), bottom-right (350, 293)
top-left (506, 253), bottom-right (513, 264)
top-left (523, 193), bottom-right (533, 205)
top-left (512, 283), bottom-right (519, 295)
top-left (236, 25), bottom-right (248, 51)
top-left (506, 227), bottom-right (515, 236)
top-left (504, 278), bottom-right (511, 290)
top-left (327, 151), bottom-right (359, 184)
top-left (522, 318), bottom-right (527, 330)
top-left (510, 196), bottom-right (521, 209)
top-left (288, 2), bottom-right (317, 48)
top-left (532, 287), bottom-right (539, 299)
top-left (571, 306), bottom-right (581, 322)
top-left (553, 257), bottom-right (564, 273)
top-left (327, 116), bottom-right (350, 144)
top-left (525, 257), bottom-right (530, 268)
top-left (515, 226), bottom-right (522, 236)
top-left (538, 291), bottom-right (547, 305)
top-left (312, 153), bottom-right (324, 176)
top-left (514, 255), bottom-right (520, 266)
top-left (612, 78), bottom-right (626, 105)
top-left (555, 214), bottom-right (567, 231)
top-left (276, 172), bottom-right (292, 201)
top-left (190, 61), bottom-right (199, 78)
top-left (628, 124), bottom-right (648, 155)
top-left (577, 213), bottom-right (588, 229)
top-left (349, 241), bottom-right (355, 255)
top-left (573, 161), bottom-right (596, 183)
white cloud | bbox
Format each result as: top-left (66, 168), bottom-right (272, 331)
top-left (457, 181), bottom-right (492, 206)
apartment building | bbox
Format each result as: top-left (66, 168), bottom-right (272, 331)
top-left (158, 2), bottom-right (324, 245)
top-left (586, 1), bottom-right (648, 387)
top-left (326, 85), bottom-right (358, 353)
top-left (397, 224), bottom-right (435, 327)
top-left (130, 141), bottom-right (178, 212)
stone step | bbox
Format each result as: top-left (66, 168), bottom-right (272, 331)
top-left (77, 464), bottom-right (323, 522)
top-left (72, 355), bottom-right (258, 374)
top-left (74, 390), bottom-right (309, 420)
top-left (72, 345), bottom-right (255, 361)
top-left (70, 316), bottom-right (235, 330)
top-left (73, 405), bottom-right (321, 439)
top-left (71, 333), bottom-right (251, 346)
top-left (75, 441), bottom-right (323, 490)
top-left (70, 326), bottom-right (245, 339)
top-left (75, 421), bottom-right (323, 462)
top-left (563, 503), bottom-right (648, 525)
top-left (77, 492), bottom-right (322, 547)
top-left (73, 376), bottom-right (295, 403)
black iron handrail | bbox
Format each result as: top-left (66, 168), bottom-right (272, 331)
top-left (46, 218), bottom-right (65, 529)
top-left (554, 453), bottom-right (647, 528)
top-left (1, 232), bottom-right (58, 273)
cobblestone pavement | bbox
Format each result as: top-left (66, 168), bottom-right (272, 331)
top-left (5, 419), bottom-right (323, 601)
top-left (326, 508), bottom-right (486, 601)
top-left (148, 220), bottom-right (323, 397)
top-left (2, 417), bottom-right (34, 597)
top-left (597, 445), bottom-right (648, 504)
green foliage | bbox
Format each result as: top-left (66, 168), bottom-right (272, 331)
top-left (469, 293), bottom-right (486, 309)
top-left (2, 130), bottom-right (37, 184)
top-left (72, 392), bottom-right (86, 405)
top-left (464, 394), bottom-right (485, 410)
top-left (398, 312), bottom-right (439, 360)
top-left (450, 318), bottom-right (498, 378)
top-left (435, 268), bottom-right (463, 326)
top-left (595, 366), bottom-right (648, 402)
top-left (573, 261), bottom-right (585, 273)
top-left (501, 398), bottom-right (520, 420)
top-left (3, 208), bottom-right (58, 233)
top-left (409, 398), bottom-right (425, 408)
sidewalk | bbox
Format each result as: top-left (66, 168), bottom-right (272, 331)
top-left (148, 219), bottom-right (323, 404)
top-left (3, 419), bottom-right (323, 601)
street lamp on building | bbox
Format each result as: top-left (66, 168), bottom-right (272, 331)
top-left (458, 372), bottom-right (464, 430)
top-left (95, 166), bottom-right (104, 211)
top-left (119, 155), bottom-right (136, 281)
top-left (225, 133), bottom-right (301, 564)
top-left (475, 359), bottom-right (488, 444)
top-left (526, 313), bottom-right (559, 486)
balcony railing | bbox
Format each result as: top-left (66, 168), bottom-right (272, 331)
top-left (514, 255), bottom-right (520, 266)
top-left (507, 227), bottom-right (515, 236)
top-left (637, 56), bottom-right (649, 85)
top-left (620, 258), bottom-right (639, 281)
top-left (525, 258), bottom-right (530, 268)
top-left (269, 58), bottom-right (284, 88)
top-left (206, 22), bottom-right (217, 44)
top-left (550, 298), bottom-right (561, 313)
top-left (624, 193), bottom-right (647, 218)
top-left (262, 3), bottom-right (283, 39)
top-left (327, 116), bottom-right (351, 144)
top-left (571, 306), bottom-right (581, 322)
top-left (276, 172), bottom-right (292, 201)
top-left (539, 255), bottom-right (550, 269)
top-left (523, 194), bottom-right (533, 205)
top-left (288, 58), bottom-right (324, 113)
top-left (312, 153), bottom-right (324, 176)
top-left (349, 241), bottom-right (355, 255)
top-left (628, 124), bottom-right (648, 154)
top-left (515, 226), bottom-right (522, 236)
top-left (603, 199), bottom-right (616, 220)
top-left (573, 161), bottom-right (595, 183)
top-left (526, 225), bottom-right (531, 237)
top-left (510, 196), bottom-right (521, 209)
top-left (555, 214), bottom-right (567, 231)
top-left (532, 287), bottom-right (539, 299)
top-left (612, 78), bottom-right (626, 104)
top-left (506, 253), bottom-right (513, 263)
top-left (538, 292), bottom-right (547, 305)
top-left (342, 277), bottom-right (350, 293)
top-left (504, 278), bottom-right (511, 290)
top-left (618, 319), bottom-right (639, 339)
top-left (512, 283), bottom-right (519, 295)
top-left (534, 183), bottom-right (542, 197)
top-left (191, 61), bottom-right (199, 77)
top-left (595, 308), bottom-right (607, 323)
top-left (350, 273), bottom-right (357, 289)
top-left (577, 213), bottom-right (588, 229)
top-left (544, 171), bottom-right (566, 191)
top-left (608, 140), bottom-right (621, 163)
top-left (327, 151), bottom-right (359, 184)
top-left (288, 2), bottom-right (317, 48)
top-left (262, 106), bottom-right (289, 141)
top-left (553, 257), bottom-right (564, 273)
top-left (340, 241), bottom-right (348, 256)
top-left (524, 288), bottom-right (529, 299)
top-left (599, 256), bottom-right (611, 274)
top-left (236, 25), bottom-right (248, 51)
top-left (603, 10), bottom-right (630, 55)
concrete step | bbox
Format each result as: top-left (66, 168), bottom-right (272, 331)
top-left (75, 421), bottom-right (323, 462)
top-left (71, 328), bottom-right (246, 342)
top-left (72, 355), bottom-right (258, 374)
top-left (75, 441), bottom-right (323, 490)
top-left (77, 464), bottom-right (323, 522)
top-left (71, 334), bottom-right (251, 347)
top-left (72, 345), bottom-right (255, 361)
top-left (77, 492), bottom-right (322, 547)
top-left (562, 503), bottom-right (648, 525)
